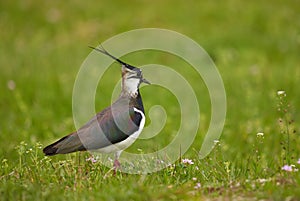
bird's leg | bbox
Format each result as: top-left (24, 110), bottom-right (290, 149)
top-left (113, 151), bottom-right (122, 174)
top-left (113, 159), bottom-right (121, 169)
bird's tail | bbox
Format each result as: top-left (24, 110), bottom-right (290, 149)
top-left (43, 132), bottom-right (86, 156)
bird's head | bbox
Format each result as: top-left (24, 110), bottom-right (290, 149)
top-left (89, 45), bottom-right (150, 97)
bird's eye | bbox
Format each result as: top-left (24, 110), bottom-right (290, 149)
top-left (137, 71), bottom-right (142, 77)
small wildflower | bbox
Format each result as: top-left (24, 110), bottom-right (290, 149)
top-left (282, 165), bottom-right (293, 172)
top-left (157, 159), bottom-right (164, 164)
top-left (86, 155), bottom-right (98, 163)
top-left (7, 80), bottom-right (16, 90)
top-left (182, 158), bottom-right (194, 165)
top-left (256, 132), bottom-right (264, 137)
top-left (194, 182), bottom-right (201, 189)
top-left (192, 177), bottom-right (197, 181)
top-left (195, 166), bottom-right (199, 170)
top-left (258, 178), bottom-right (267, 183)
top-left (277, 90), bottom-right (286, 96)
top-left (297, 158), bottom-right (300, 164)
top-left (35, 142), bottom-right (43, 149)
top-left (224, 161), bottom-right (231, 173)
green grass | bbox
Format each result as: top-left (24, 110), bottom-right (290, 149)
top-left (1, 0), bottom-right (300, 200)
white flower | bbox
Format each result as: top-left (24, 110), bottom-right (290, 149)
top-left (258, 178), bottom-right (267, 183)
top-left (256, 132), bottom-right (264, 137)
top-left (182, 158), bottom-right (194, 165)
top-left (194, 183), bottom-right (201, 189)
top-left (277, 90), bottom-right (286, 96)
top-left (86, 155), bottom-right (98, 163)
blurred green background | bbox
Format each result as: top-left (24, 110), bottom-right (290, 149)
top-left (1, 0), bottom-right (299, 154)
top-left (1, 0), bottom-right (300, 199)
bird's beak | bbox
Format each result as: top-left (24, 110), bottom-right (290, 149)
top-left (142, 78), bottom-right (151, 85)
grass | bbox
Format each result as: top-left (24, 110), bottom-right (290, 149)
top-left (1, 0), bottom-right (300, 200)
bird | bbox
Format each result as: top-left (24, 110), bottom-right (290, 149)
top-left (43, 46), bottom-right (150, 171)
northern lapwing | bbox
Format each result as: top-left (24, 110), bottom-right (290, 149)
top-left (43, 46), bottom-right (150, 171)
